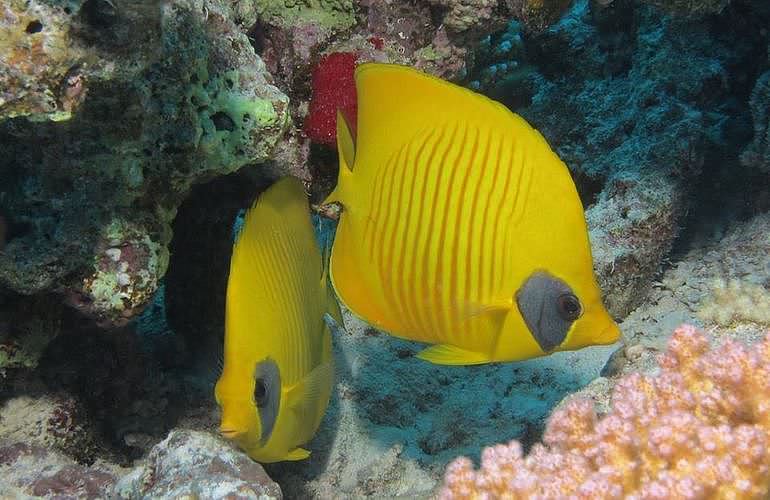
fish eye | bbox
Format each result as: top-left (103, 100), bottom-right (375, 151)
top-left (254, 379), bottom-right (267, 407)
top-left (557, 293), bottom-right (581, 321)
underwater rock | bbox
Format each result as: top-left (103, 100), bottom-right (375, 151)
top-left (115, 429), bottom-right (282, 499)
top-left (0, 442), bottom-right (119, 498)
top-left (513, 0), bottom-right (762, 317)
top-left (587, 174), bottom-right (682, 319)
top-left (0, 0), bottom-right (90, 121)
top-left (0, 392), bottom-right (100, 465)
top-left (741, 70), bottom-right (770, 174)
top-left (0, 0), bottom-right (290, 326)
top-left (679, 211), bottom-right (770, 328)
top-left (427, 0), bottom-right (572, 37)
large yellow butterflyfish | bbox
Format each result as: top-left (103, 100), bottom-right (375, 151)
top-left (324, 63), bottom-right (620, 365)
top-left (215, 177), bottom-right (342, 463)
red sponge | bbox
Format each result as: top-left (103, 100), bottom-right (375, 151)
top-left (304, 52), bottom-right (358, 147)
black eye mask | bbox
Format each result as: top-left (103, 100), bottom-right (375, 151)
top-left (516, 271), bottom-right (583, 352)
top-left (254, 358), bottom-right (280, 445)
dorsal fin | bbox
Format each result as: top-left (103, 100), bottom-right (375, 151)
top-left (352, 63), bottom-right (518, 174)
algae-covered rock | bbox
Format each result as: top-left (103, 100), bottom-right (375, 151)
top-left (0, 0), bottom-right (289, 325)
top-left (256, 0), bottom-right (357, 32)
top-left (0, 0), bottom-right (90, 121)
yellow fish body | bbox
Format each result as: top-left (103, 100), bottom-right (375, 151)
top-left (215, 177), bottom-right (341, 463)
top-left (325, 63), bottom-right (620, 365)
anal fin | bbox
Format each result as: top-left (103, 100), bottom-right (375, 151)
top-left (416, 344), bottom-right (491, 365)
top-left (284, 447), bottom-right (311, 461)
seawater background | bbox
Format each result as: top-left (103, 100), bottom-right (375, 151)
top-left (0, 0), bottom-right (769, 497)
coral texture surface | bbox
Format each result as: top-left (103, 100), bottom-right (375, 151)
top-left (440, 324), bottom-right (770, 499)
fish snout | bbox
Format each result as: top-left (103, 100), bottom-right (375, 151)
top-left (597, 318), bottom-right (622, 345)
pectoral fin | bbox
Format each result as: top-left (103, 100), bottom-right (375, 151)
top-left (285, 359), bottom-right (333, 408)
top-left (461, 298), bottom-right (512, 321)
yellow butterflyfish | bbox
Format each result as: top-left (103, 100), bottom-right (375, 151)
top-left (324, 63), bottom-right (620, 365)
top-left (215, 177), bottom-right (342, 463)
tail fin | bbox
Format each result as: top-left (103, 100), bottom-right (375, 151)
top-left (323, 110), bottom-right (355, 205)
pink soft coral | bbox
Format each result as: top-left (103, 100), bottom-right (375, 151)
top-left (441, 325), bottom-right (770, 499)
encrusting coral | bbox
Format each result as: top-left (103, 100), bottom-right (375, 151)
top-left (304, 52), bottom-right (358, 147)
top-left (699, 279), bottom-right (770, 327)
top-left (440, 324), bottom-right (770, 499)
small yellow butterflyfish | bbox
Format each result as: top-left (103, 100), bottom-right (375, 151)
top-left (215, 177), bottom-right (342, 463)
top-left (324, 63), bottom-right (621, 365)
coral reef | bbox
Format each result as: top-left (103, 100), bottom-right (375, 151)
top-left (116, 429), bottom-right (283, 498)
top-left (0, 0), bottom-right (290, 325)
top-left (440, 324), bottom-right (770, 498)
top-left (505, 0), bottom-right (575, 33)
top-left (256, 0), bottom-right (357, 33)
top-left (513, 0), bottom-right (762, 317)
top-left (465, 20), bottom-right (535, 105)
top-left (256, 0), bottom-right (575, 156)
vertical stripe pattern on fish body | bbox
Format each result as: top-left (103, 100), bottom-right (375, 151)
top-left (215, 177), bottom-right (340, 462)
top-left (325, 63), bottom-right (621, 365)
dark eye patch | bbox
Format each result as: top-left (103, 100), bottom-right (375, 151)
top-left (254, 379), bottom-right (267, 407)
top-left (516, 271), bottom-right (582, 352)
top-left (253, 358), bottom-right (280, 445)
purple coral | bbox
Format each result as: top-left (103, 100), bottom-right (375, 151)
top-left (440, 325), bottom-right (770, 498)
